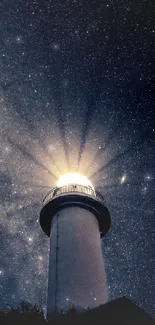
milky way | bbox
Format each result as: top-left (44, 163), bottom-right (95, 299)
top-left (0, 0), bottom-right (155, 318)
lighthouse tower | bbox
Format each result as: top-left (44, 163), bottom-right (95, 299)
top-left (40, 173), bottom-right (111, 317)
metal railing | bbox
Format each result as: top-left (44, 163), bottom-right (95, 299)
top-left (43, 184), bottom-right (105, 206)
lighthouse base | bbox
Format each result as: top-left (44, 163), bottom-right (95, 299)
top-left (47, 206), bottom-right (108, 316)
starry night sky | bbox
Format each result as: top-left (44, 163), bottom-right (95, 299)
top-left (0, 0), bottom-right (155, 319)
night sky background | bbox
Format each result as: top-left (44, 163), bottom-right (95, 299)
top-left (0, 0), bottom-right (155, 319)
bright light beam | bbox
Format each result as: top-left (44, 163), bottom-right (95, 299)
top-left (57, 172), bottom-right (94, 189)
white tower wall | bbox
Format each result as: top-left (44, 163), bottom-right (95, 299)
top-left (47, 206), bottom-right (108, 314)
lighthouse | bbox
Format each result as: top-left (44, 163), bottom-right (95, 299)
top-left (40, 173), bottom-right (111, 317)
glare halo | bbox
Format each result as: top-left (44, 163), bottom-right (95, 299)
top-left (57, 172), bottom-right (94, 189)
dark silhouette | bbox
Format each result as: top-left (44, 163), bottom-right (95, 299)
top-left (0, 297), bottom-right (154, 325)
top-left (0, 301), bottom-right (45, 325)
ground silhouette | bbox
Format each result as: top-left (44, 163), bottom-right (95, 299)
top-left (0, 297), bottom-right (154, 325)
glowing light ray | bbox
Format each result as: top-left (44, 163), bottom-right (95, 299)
top-left (76, 96), bottom-right (97, 171)
top-left (7, 137), bottom-right (58, 180)
top-left (90, 127), bottom-right (151, 180)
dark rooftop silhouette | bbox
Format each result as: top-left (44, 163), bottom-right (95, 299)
top-left (0, 297), bottom-right (154, 325)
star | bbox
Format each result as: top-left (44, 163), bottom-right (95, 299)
top-left (15, 35), bottom-right (23, 44)
top-left (51, 43), bottom-right (60, 51)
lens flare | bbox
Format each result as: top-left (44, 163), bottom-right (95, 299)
top-left (57, 172), bottom-right (94, 189)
